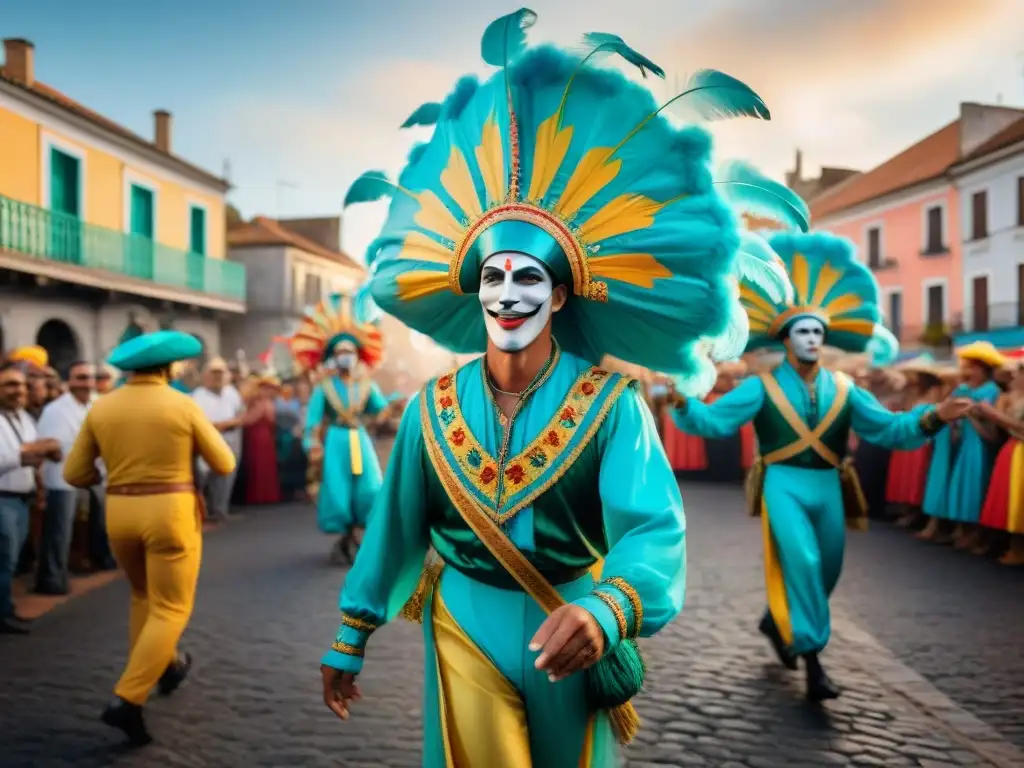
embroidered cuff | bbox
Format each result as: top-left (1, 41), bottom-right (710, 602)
top-left (573, 594), bottom-right (622, 652)
top-left (320, 648), bottom-right (364, 674)
top-left (602, 577), bottom-right (644, 637)
top-left (919, 408), bottom-right (943, 436)
top-left (322, 614), bottom-right (377, 673)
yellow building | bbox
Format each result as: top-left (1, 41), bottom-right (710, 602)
top-left (0, 38), bottom-right (244, 370)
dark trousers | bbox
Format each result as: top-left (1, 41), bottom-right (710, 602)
top-left (35, 490), bottom-right (77, 593)
top-left (0, 496), bottom-right (30, 619)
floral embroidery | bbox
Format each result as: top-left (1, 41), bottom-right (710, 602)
top-left (428, 366), bottom-right (619, 518)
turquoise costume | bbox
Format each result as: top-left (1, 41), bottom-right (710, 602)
top-left (323, 9), bottom-right (778, 766)
top-left (673, 231), bottom-right (944, 679)
top-left (922, 379), bottom-right (1001, 524)
top-left (290, 293), bottom-right (388, 537)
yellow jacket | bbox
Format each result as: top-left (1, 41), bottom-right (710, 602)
top-left (64, 374), bottom-right (236, 488)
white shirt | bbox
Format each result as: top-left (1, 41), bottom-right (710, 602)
top-left (0, 408), bottom-right (38, 494)
top-left (36, 392), bottom-right (91, 492)
top-left (192, 385), bottom-right (244, 457)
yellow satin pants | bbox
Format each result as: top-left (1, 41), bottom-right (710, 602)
top-left (106, 494), bottom-right (202, 705)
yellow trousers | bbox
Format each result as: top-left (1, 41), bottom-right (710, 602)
top-left (106, 493), bottom-right (202, 705)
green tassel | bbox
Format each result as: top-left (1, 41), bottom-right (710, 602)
top-left (585, 638), bottom-right (646, 708)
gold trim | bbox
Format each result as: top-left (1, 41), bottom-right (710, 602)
top-left (593, 590), bottom-right (628, 641)
top-left (604, 577), bottom-right (643, 638)
top-left (767, 305), bottom-right (830, 337)
top-left (321, 377), bottom-right (371, 428)
top-left (340, 613), bottom-right (378, 633)
top-left (331, 641), bottom-right (365, 657)
top-left (759, 372), bottom-right (850, 467)
top-left (449, 202), bottom-right (591, 298)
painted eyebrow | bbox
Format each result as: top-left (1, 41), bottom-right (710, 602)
top-left (513, 267), bottom-right (544, 279)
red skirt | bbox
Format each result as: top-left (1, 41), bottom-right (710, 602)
top-left (885, 444), bottom-right (932, 507)
top-left (661, 410), bottom-right (708, 471)
top-left (979, 439), bottom-right (1024, 533)
top-left (740, 423), bottom-right (755, 471)
top-left (243, 417), bottom-right (282, 505)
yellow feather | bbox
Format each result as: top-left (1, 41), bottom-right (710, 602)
top-left (822, 293), bottom-right (863, 317)
top-left (399, 230), bottom-right (454, 265)
top-left (475, 115), bottom-right (506, 205)
top-left (578, 194), bottom-right (668, 243)
top-left (589, 253), bottom-right (671, 289)
top-left (554, 148), bottom-right (621, 219)
top-left (808, 262), bottom-right (842, 308)
top-left (395, 270), bottom-right (451, 301)
top-left (527, 115), bottom-right (573, 202)
top-left (413, 190), bottom-right (464, 243)
top-left (440, 148), bottom-right (483, 219)
top-left (790, 253), bottom-right (810, 304)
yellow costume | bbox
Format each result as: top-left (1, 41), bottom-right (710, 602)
top-left (63, 331), bottom-right (234, 733)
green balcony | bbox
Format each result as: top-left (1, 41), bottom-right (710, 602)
top-left (0, 194), bottom-right (245, 303)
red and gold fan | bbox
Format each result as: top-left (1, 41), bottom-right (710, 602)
top-left (289, 292), bottom-right (385, 374)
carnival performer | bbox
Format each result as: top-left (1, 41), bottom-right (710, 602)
top-left (292, 292), bottom-right (388, 565)
top-left (670, 230), bottom-right (971, 702)
top-left (317, 10), bottom-right (782, 765)
top-left (63, 330), bottom-right (236, 745)
top-left (919, 341), bottom-right (1005, 547)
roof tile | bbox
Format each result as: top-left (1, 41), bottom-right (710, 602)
top-left (228, 217), bottom-right (363, 270)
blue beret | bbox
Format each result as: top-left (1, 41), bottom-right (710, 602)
top-left (108, 330), bottom-right (202, 371)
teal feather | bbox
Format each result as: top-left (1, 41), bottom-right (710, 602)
top-left (343, 171), bottom-right (395, 208)
top-left (353, 280), bottom-right (383, 325)
top-left (667, 69), bottom-right (770, 122)
top-left (400, 102), bottom-right (442, 129)
top-left (716, 161), bottom-right (810, 233)
top-left (867, 324), bottom-right (899, 366)
top-left (578, 32), bottom-right (665, 78)
top-left (480, 8), bottom-right (537, 67)
top-left (735, 231), bottom-right (794, 304)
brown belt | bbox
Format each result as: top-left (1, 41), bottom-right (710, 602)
top-left (106, 482), bottom-right (206, 521)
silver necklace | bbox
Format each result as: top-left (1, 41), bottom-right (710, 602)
top-left (488, 376), bottom-right (523, 398)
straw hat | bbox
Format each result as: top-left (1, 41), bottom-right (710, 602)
top-left (957, 340), bottom-right (1007, 370)
top-left (895, 353), bottom-right (943, 377)
top-left (7, 345), bottom-right (48, 370)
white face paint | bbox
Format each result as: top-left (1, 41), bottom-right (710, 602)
top-left (332, 341), bottom-right (358, 373)
top-left (478, 251), bottom-right (554, 353)
top-left (787, 317), bottom-right (826, 363)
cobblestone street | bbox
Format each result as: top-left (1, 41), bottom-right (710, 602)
top-left (1, 481), bottom-right (1022, 768)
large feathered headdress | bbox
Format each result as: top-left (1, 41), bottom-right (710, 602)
top-left (742, 231), bottom-right (889, 358)
top-left (289, 288), bottom-right (384, 373)
top-left (343, 9), bottom-right (776, 378)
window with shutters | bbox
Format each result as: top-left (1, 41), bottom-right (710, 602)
top-left (970, 190), bottom-right (988, 240)
top-left (886, 291), bottom-right (903, 340)
top-left (971, 276), bottom-right (989, 332)
top-left (866, 226), bottom-right (882, 268)
top-left (923, 204), bottom-right (945, 254)
top-left (1017, 177), bottom-right (1024, 227)
top-left (926, 283), bottom-right (945, 327)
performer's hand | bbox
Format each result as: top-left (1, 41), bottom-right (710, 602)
top-left (530, 604), bottom-right (605, 683)
top-left (309, 444), bottom-right (324, 463)
top-left (936, 397), bottom-right (973, 423)
top-left (321, 665), bottom-right (361, 721)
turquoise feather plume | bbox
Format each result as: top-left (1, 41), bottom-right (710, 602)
top-left (353, 278), bottom-right (383, 325)
top-left (343, 171), bottom-right (395, 208)
top-left (735, 231), bottom-right (794, 304)
top-left (667, 69), bottom-right (770, 122)
top-left (480, 7), bottom-right (537, 67)
top-left (867, 324), bottom-right (899, 366)
top-left (716, 160), bottom-right (810, 233)
top-left (400, 102), bottom-right (442, 129)
top-left (577, 32), bottom-right (665, 78)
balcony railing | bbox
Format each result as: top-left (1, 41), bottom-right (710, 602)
top-left (0, 194), bottom-right (245, 302)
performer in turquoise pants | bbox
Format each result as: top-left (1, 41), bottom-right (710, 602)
top-left (290, 291), bottom-right (389, 564)
top-left (919, 340), bottom-right (1006, 547)
top-left (316, 10), bottom-right (785, 766)
top-left (671, 229), bottom-right (970, 702)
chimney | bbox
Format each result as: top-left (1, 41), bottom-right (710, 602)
top-left (794, 149), bottom-right (803, 180)
top-left (153, 110), bottom-right (172, 153)
top-left (3, 39), bottom-right (35, 86)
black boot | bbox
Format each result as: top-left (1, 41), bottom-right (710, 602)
top-left (758, 613), bottom-right (798, 670)
top-left (157, 651), bottom-right (192, 696)
top-left (803, 653), bottom-right (841, 702)
top-left (330, 534), bottom-right (353, 566)
top-left (101, 697), bottom-right (152, 746)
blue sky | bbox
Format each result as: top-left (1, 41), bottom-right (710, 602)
top-left (5, 0), bottom-right (1023, 261)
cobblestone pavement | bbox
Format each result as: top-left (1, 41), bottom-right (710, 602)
top-left (0, 481), bottom-right (1021, 767)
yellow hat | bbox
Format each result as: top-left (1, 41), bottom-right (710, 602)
top-left (8, 345), bottom-right (48, 369)
top-left (956, 341), bottom-right (1007, 370)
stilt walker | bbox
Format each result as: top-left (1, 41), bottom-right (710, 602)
top-left (671, 228), bottom-right (972, 701)
top-left (317, 10), bottom-right (785, 765)
top-left (292, 290), bottom-right (388, 565)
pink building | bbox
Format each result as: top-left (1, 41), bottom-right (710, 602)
top-left (809, 103), bottom-right (1024, 349)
